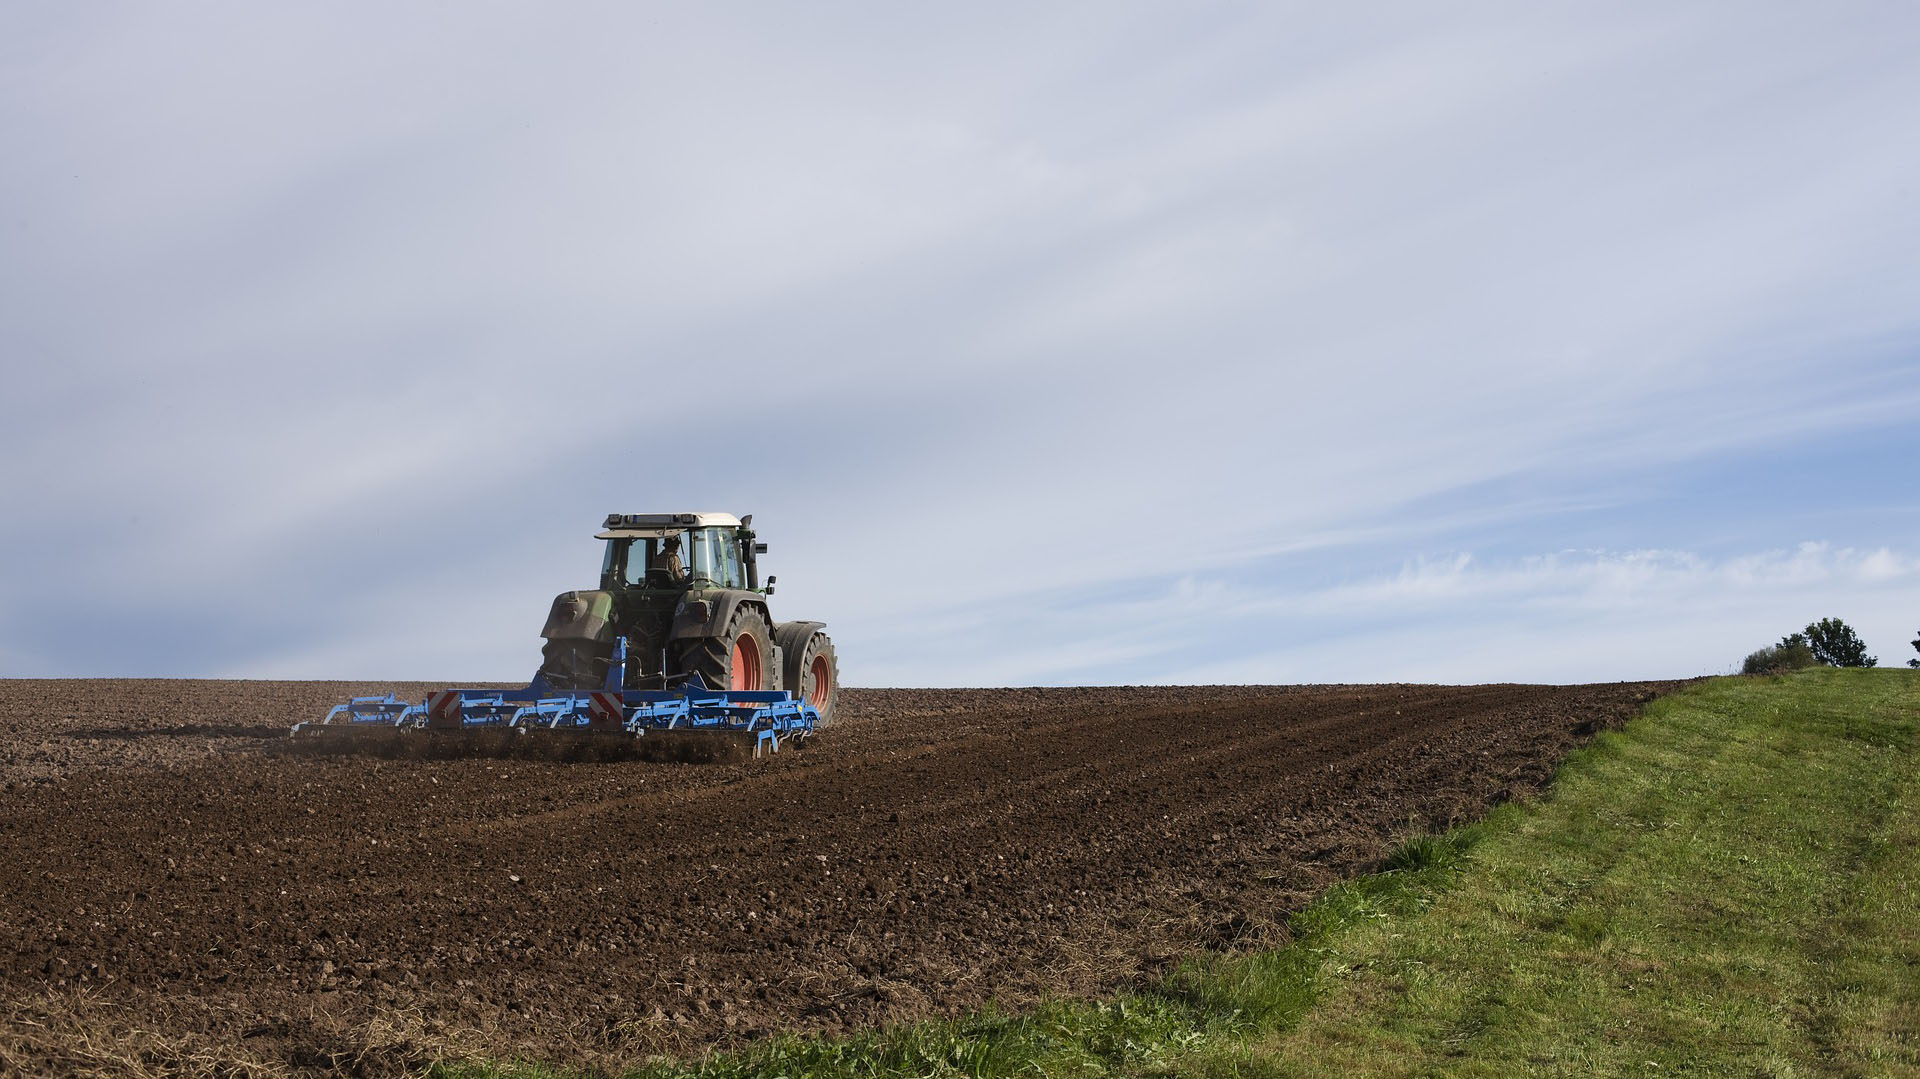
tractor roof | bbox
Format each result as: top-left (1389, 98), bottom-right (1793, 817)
top-left (596, 511), bottom-right (743, 539)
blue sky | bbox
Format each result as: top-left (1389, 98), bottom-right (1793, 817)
top-left (2, 2), bottom-right (1916, 684)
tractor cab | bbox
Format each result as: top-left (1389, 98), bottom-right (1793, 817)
top-left (595, 512), bottom-right (769, 595)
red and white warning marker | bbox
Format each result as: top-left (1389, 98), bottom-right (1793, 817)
top-left (426, 690), bottom-right (464, 729)
top-left (588, 692), bottom-right (625, 729)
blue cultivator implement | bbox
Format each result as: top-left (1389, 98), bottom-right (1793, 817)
top-left (293, 641), bottom-right (819, 760)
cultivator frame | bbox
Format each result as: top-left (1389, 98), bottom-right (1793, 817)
top-left (294, 642), bottom-right (819, 757)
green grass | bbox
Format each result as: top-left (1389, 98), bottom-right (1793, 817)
top-left (438, 669), bottom-right (1920, 1079)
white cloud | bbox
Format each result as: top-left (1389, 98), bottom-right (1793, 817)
top-left (2, 3), bottom-right (1918, 682)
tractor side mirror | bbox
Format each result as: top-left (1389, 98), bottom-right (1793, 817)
top-left (765, 574), bottom-right (777, 596)
top-left (754, 542), bottom-right (769, 554)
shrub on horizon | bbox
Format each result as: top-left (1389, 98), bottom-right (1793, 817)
top-left (1805, 617), bottom-right (1877, 668)
top-left (1909, 627), bottom-right (1918, 669)
top-left (1742, 633), bottom-right (1819, 675)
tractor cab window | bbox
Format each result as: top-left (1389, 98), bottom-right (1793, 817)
top-left (603, 537), bottom-right (674, 588)
top-left (604, 539), bottom-right (635, 587)
top-left (687, 527), bottom-right (744, 588)
top-left (601, 540), bottom-right (626, 588)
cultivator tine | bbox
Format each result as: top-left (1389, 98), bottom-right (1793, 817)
top-left (510, 696), bottom-right (604, 730)
top-left (292, 695), bottom-right (424, 736)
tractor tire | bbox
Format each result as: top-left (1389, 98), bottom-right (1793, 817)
top-left (538, 639), bottom-right (610, 692)
top-left (774, 622), bottom-right (839, 727)
top-left (670, 605), bottom-right (776, 692)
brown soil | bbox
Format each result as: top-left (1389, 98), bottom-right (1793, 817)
top-left (0, 678), bottom-right (1674, 1075)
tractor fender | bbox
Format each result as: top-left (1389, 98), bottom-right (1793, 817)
top-left (667, 590), bottom-right (770, 643)
top-left (541, 590), bottom-right (615, 642)
top-left (772, 620), bottom-right (826, 655)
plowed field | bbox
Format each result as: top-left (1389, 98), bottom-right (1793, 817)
top-left (0, 679), bottom-right (1672, 1074)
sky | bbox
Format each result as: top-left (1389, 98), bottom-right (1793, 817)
top-left (2, 2), bottom-right (1917, 686)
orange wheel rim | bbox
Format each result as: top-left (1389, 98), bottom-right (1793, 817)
top-left (730, 634), bottom-right (761, 691)
top-left (808, 654), bottom-right (830, 706)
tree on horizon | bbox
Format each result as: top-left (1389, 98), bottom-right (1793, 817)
top-left (1805, 617), bottom-right (1876, 668)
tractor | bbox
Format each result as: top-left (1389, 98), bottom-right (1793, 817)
top-left (536, 512), bottom-right (838, 725)
top-left (295, 512), bottom-right (837, 755)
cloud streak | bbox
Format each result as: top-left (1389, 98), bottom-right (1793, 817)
top-left (845, 543), bottom-right (1920, 686)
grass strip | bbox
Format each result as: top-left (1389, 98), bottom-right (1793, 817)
top-left (439, 669), bottom-right (1920, 1079)
top-left (1241, 667), bottom-right (1920, 1078)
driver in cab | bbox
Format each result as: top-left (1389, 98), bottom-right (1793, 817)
top-left (650, 534), bottom-right (686, 582)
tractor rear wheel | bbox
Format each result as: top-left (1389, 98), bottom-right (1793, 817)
top-left (774, 623), bottom-right (839, 727)
top-left (670, 605), bottom-right (775, 692)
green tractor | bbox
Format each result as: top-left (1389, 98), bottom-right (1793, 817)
top-left (536, 512), bottom-right (839, 725)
